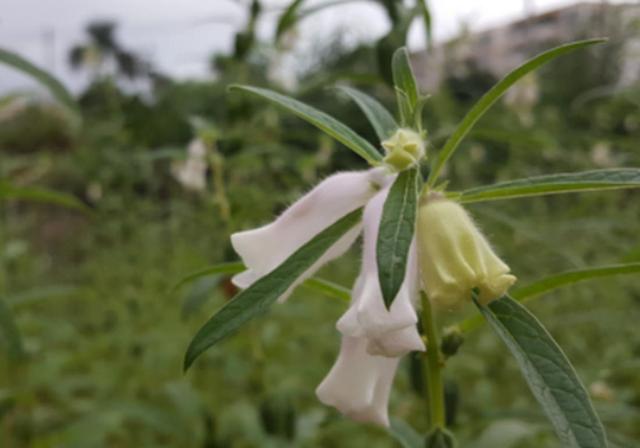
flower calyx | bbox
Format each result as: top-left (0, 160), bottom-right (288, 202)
top-left (381, 128), bottom-right (425, 172)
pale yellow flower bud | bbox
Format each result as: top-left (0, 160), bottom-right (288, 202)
top-left (381, 128), bottom-right (425, 171)
top-left (417, 197), bottom-right (516, 308)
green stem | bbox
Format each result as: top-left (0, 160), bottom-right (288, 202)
top-left (421, 291), bottom-right (446, 430)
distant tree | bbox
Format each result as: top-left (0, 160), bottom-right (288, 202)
top-left (69, 21), bottom-right (148, 80)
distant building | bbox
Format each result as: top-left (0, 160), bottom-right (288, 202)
top-left (411, 2), bottom-right (640, 92)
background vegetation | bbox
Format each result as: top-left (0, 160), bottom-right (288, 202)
top-left (1, 1), bottom-right (639, 446)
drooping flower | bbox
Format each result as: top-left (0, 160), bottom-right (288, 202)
top-left (316, 186), bottom-right (425, 426)
top-left (315, 336), bottom-right (400, 427)
top-left (335, 186), bottom-right (424, 358)
top-left (231, 168), bottom-right (390, 302)
top-left (417, 195), bottom-right (517, 308)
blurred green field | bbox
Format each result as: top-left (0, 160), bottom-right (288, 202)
top-left (2, 3), bottom-right (640, 447)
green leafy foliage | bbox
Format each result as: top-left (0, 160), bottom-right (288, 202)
top-left (337, 85), bottom-right (398, 140)
top-left (392, 47), bottom-right (421, 126)
top-left (377, 167), bottom-right (420, 308)
top-left (183, 208), bottom-right (363, 370)
top-left (476, 295), bottom-right (608, 448)
top-left (389, 418), bottom-right (424, 448)
top-left (457, 169), bottom-right (640, 203)
top-left (275, 0), bottom-right (306, 41)
top-left (428, 38), bottom-right (607, 186)
top-left (0, 182), bottom-right (90, 212)
top-left (230, 85), bottom-right (383, 164)
top-left (458, 262), bottom-right (640, 333)
top-left (0, 47), bottom-right (81, 127)
top-left (512, 263), bottom-right (640, 303)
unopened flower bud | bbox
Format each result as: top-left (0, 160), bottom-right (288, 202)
top-left (381, 128), bottom-right (425, 171)
top-left (417, 198), bottom-right (516, 308)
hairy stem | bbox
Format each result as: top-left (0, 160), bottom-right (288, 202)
top-left (421, 291), bottom-right (446, 430)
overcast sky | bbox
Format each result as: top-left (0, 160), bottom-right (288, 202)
top-left (0, 0), bottom-right (627, 94)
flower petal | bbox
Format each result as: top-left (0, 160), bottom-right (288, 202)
top-left (336, 187), bottom-right (424, 357)
top-left (231, 168), bottom-right (389, 301)
top-left (417, 198), bottom-right (517, 308)
top-left (316, 336), bottom-right (399, 427)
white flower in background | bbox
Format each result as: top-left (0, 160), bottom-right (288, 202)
top-left (172, 139), bottom-right (208, 192)
top-left (417, 196), bottom-right (516, 308)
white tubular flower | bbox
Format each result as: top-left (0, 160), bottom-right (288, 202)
top-left (172, 139), bottom-right (208, 192)
top-left (315, 336), bottom-right (399, 427)
top-left (336, 186), bottom-right (425, 357)
top-left (417, 197), bottom-right (517, 308)
top-left (231, 168), bottom-right (389, 302)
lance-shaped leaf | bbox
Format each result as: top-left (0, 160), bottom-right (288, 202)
top-left (476, 295), bottom-right (608, 448)
top-left (391, 47), bottom-right (420, 126)
top-left (302, 277), bottom-right (350, 302)
top-left (275, 0), bottom-right (305, 41)
top-left (0, 47), bottom-right (81, 128)
top-left (457, 168), bottom-right (640, 203)
top-left (337, 85), bottom-right (398, 140)
top-left (183, 208), bottom-right (363, 370)
top-left (458, 262), bottom-right (640, 334)
top-left (173, 262), bottom-right (350, 302)
top-left (428, 38), bottom-right (607, 186)
top-left (512, 263), bottom-right (640, 303)
top-left (389, 418), bottom-right (424, 448)
top-left (377, 167), bottom-right (420, 308)
top-left (230, 85), bottom-right (382, 164)
top-left (0, 182), bottom-right (90, 212)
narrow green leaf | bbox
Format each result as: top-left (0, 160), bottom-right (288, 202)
top-left (476, 295), bottom-right (608, 448)
top-left (0, 182), bottom-right (90, 212)
top-left (377, 167), bottom-right (420, 308)
top-left (512, 263), bottom-right (640, 303)
top-left (7, 285), bottom-right (77, 308)
top-left (0, 47), bottom-right (81, 127)
top-left (230, 85), bottom-right (382, 164)
top-left (389, 418), bottom-right (424, 448)
top-left (457, 169), bottom-right (640, 203)
top-left (183, 208), bottom-right (363, 370)
top-left (0, 299), bottom-right (24, 361)
top-left (428, 38), bottom-right (607, 186)
top-left (302, 277), bottom-right (350, 302)
top-left (392, 47), bottom-right (420, 125)
top-left (275, 0), bottom-right (306, 41)
top-left (416, 0), bottom-right (432, 48)
top-left (181, 275), bottom-right (223, 319)
top-left (458, 262), bottom-right (640, 334)
top-left (336, 85), bottom-right (398, 140)
top-left (171, 262), bottom-right (245, 292)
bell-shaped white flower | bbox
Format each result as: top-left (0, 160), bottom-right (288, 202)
top-left (336, 186), bottom-right (425, 357)
top-left (417, 196), bottom-right (517, 308)
top-left (231, 168), bottom-right (389, 302)
top-left (315, 336), bottom-right (399, 427)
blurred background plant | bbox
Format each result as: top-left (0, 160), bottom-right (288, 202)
top-left (1, 0), bottom-right (639, 446)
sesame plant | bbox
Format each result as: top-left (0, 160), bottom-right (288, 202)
top-left (183, 39), bottom-right (640, 447)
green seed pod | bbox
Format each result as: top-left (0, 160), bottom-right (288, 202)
top-left (440, 327), bottom-right (465, 358)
